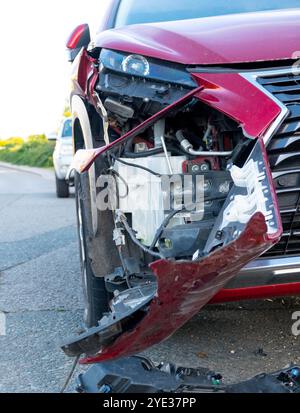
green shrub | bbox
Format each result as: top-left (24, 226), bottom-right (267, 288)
top-left (0, 135), bottom-right (54, 168)
top-left (27, 134), bottom-right (48, 144)
top-left (0, 137), bottom-right (24, 148)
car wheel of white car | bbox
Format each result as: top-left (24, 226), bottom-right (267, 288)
top-left (55, 175), bottom-right (69, 198)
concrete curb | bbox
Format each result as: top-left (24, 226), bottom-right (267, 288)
top-left (0, 162), bottom-right (54, 181)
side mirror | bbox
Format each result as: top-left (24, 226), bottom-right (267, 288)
top-left (66, 24), bottom-right (91, 63)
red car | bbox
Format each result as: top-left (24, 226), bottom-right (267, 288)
top-left (63, 0), bottom-right (300, 363)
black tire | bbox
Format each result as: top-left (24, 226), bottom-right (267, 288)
top-left (75, 171), bottom-right (110, 328)
top-left (56, 175), bottom-right (70, 198)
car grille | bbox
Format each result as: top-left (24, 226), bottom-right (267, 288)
top-left (257, 72), bottom-right (300, 257)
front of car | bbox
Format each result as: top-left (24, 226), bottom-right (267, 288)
top-left (63, 0), bottom-right (300, 362)
top-left (94, 3), bottom-right (300, 283)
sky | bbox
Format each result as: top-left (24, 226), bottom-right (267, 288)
top-left (0, 0), bottom-right (108, 139)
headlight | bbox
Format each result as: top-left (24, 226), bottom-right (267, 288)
top-left (100, 49), bottom-right (196, 88)
top-left (122, 54), bottom-right (150, 77)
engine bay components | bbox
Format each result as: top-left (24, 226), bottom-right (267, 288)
top-left (176, 129), bottom-right (233, 157)
top-left (113, 154), bottom-right (188, 247)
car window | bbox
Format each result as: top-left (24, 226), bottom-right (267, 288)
top-left (115, 0), bottom-right (300, 27)
top-left (62, 120), bottom-right (72, 138)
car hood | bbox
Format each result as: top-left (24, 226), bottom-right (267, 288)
top-left (95, 9), bottom-right (300, 65)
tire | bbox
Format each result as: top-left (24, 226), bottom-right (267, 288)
top-left (75, 171), bottom-right (110, 328)
top-left (56, 175), bottom-right (70, 198)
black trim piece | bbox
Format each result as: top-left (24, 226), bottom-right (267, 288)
top-left (187, 60), bottom-right (297, 75)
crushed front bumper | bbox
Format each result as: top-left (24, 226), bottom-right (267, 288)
top-left (62, 137), bottom-right (282, 363)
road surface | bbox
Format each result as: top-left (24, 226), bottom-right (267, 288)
top-left (0, 163), bottom-right (299, 392)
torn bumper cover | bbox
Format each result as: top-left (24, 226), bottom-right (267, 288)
top-left (62, 137), bottom-right (282, 364)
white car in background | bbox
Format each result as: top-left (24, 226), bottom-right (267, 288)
top-left (53, 118), bottom-right (73, 198)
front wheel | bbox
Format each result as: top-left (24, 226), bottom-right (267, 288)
top-left (75, 172), bottom-right (110, 327)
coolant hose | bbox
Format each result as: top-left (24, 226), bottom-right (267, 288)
top-left (176, 130), bottom-right (232, 157)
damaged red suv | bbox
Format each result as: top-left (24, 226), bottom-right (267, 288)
top-left (63, 0), bottom-right (300, 362)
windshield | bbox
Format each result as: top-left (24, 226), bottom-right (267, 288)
top-left (115, 0), bottom-right (300, 27)
top-left (62, 119), bottom-right (72, 138)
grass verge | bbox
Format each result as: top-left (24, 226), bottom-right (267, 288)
top-left (0, 135), bottom-right (54, 168)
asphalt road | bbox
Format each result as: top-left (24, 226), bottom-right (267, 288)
top-left (0, 163), bottom-right (299, 393)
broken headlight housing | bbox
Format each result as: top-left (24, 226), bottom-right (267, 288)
top-left (99, 49), bottom-right (197, 87)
